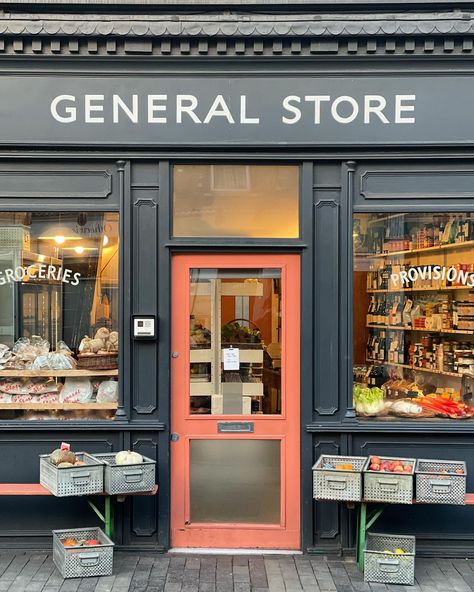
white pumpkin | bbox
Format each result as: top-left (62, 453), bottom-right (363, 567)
top-left (115, 450), bottom-right (143, 465)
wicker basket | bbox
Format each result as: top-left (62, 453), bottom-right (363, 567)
top-left (364, 456), bottom-right (415, 505)
top-left (76, 353), bottom-right (118, 370)
top-left (415, 459), bottom-right (467, 505)
top-left (364, 532), bottom-right (415, 585)
top-left (53, 527), bottom-right (114, 579)
top-left (91, 453), bottom-right (156, 495)
top-left (40, 452), bottom-right (104, 497)
top-left (313, 455), bottom-right (368, 502)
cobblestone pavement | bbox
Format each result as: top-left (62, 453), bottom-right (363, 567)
top-left (0, 552), bottom-right (474, 592)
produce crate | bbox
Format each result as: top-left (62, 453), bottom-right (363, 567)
top-left (364, 456), bottom-right (416, 504)
top-left (91, 453), bottom-right (156, 495)
top-left (312, 455), bottom-right (368, 502)
top-left (364, 532), bottom-right (415, 586)
top-left (53, 527), bottom-right (114, 579)
top-left (40, 452), bottom-right (104, 497)
top-left (415, 459), bottom-right (467, 505)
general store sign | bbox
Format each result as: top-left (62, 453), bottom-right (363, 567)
top-left (1, 75), bottom-right (474, 146)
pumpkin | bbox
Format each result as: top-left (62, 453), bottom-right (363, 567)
top-left (50, 449), bottom-right (76, 466)
top-left (115, 450), bottom-right (143, 465)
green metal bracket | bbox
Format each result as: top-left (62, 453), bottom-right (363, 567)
top-left (356, 502), bottom-right (386, 572)
top-left (87, 496), bottom-right (115, 540)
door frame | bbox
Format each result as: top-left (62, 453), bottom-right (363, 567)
top-left (170, 252), bottom-right (301, 549)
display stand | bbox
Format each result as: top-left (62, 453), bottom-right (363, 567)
top-left (0, 483), bottom-right (158, 540)
top-left (353, 494), bottom-right (474, 572)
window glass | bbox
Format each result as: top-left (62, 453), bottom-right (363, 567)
top-left (190, 268), bottom-right (282, 415)
top-left (0, 212), bottom-right (119, 421)
top-left (353, 213), bottom-right (474, 421)
top-left (173, 164), bottom-right (299, 238)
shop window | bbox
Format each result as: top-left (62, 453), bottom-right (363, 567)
top-left (0, 212), bottom-right (119, 421)
top-left (353, 213), bottom-right (474, 421)
top-left (173, 164), bottom-right (299, 238)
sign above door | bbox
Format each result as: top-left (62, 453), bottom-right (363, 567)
top-left (2, 74), bottom-right (474, 146)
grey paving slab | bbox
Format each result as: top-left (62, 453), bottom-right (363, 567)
top-left (0, 552), bottom-right (473, 592)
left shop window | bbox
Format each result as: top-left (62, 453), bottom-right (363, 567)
top-left (0, 212), bottom-right (119, 421)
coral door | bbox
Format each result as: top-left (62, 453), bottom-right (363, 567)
top-left (171, 254), bottom-right (300, 549)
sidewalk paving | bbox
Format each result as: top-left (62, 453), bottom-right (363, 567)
top-left (0, 551), bottom-right (474, 592)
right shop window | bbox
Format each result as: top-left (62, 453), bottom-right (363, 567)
top-left (353, 212), bottom-right (474, 421)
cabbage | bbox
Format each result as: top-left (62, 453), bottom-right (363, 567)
top-left (353, 385), bottom-right (384, 415)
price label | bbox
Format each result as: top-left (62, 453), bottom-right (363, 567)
top-left (223, 347), bottom-right (240, 371)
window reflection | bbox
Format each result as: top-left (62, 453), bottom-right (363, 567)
top-left (173, 165), bottom-right (299, 238)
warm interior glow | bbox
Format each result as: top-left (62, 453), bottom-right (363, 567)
top-left (103, 235), bottom-right (109, 246)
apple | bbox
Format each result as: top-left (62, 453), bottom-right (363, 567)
top-left (403, 465), bottom-right (412, 473)
top-left (85, 539), bottom-right (99, 546)
top-left (371, 456), bottom-right (382, 465)
top-left (393, 465), bottom-right (404, 473)
top-left (455, 469), bottom-right (464, 475)
top-left (370, 463), bottom-right (381, 471)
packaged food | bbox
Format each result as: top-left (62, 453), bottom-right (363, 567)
top-left (0, 379), bottom-right (29, 395)
top-left (12, 393), bottom-right (35, 403)
top-left (0, 393), bottom-right (12, 403)
top-left (59, 378), bottom-right (93, 403)
top-left (25, 378), bottom-right (60, 395)
top-left (96, 381), bottom-right (118, 403)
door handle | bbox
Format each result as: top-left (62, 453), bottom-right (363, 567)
top-left (171, 433), bottom-right (180, 442)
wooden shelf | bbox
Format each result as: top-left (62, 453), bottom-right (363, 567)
top-left (366, 358), bottom-right (462, 379)
top-left (367, 240), bottom-right (474, 259)
top-left (0, 369), bottom-right (118, 378)
top-left (366, 324), bottom-right (474, 335)
top-left (367, 286), bottom-right (472, 293)
top-left (0, 402), bottom-right (118, 410)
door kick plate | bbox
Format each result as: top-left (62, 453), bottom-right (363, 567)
top-left (217, 422), bottom-right (254, 433)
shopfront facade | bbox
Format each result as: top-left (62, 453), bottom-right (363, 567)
top-left (0, 2), bottom-right (474, 555)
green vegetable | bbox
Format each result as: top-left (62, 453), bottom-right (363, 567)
top-left (353, 385), bottom-right (384, 415)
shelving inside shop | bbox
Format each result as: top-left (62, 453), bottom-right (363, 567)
top-left (353, 212), bottom-right (474, 420)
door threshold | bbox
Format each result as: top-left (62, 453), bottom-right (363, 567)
top-left (169, 548), bottom-right (302, 555)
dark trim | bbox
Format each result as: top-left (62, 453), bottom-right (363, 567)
top-left (306, 421), bottom-right (474, 433)
top-left (300, 161), bottom-right (315, 553)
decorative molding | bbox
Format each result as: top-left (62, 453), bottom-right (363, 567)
top-left (133, 197), bottom-right (158, 208)
top-left (0, 169), bottom-right (112, 199)
top-left (360, 168), bottom-right (474, 200)
top-left (0, 12), bottom-right (473, 56)
top-left (2, 12), bottom-right (474, 38)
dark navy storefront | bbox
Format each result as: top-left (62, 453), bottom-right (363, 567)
top-left (0, 0), bottom-right (473, 556)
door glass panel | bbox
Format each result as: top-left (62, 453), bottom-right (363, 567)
top-left (190, 439), bottom-right (280, 524)
top-left (173, 165), bottom-right (299, 238)
top-left (190, 268), bottom-right (282, 415)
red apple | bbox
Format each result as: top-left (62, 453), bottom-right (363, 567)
top-left (370, 463), bottom-right (381, 471)
top-left (85, 539), bottom-right (99, 546)
top-left (371, 456), bottom-right (382, 465)
top-left (393, 465), bottom-right (404, 472)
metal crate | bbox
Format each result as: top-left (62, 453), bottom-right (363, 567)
top-left (40, 452), bottom-right (104, 497)
top-left (91, 453), bottom-right (156, 495)
top-left (364, 456), bottom-right (416, 504)
top-left (415, 459), bottom-right (467, 505)
top-left (53, 527), bottom-right (114, 579)
top-left (312, 455), bottom-right (368, 502)
top-left (364, 532), bottom-right (415, 586)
